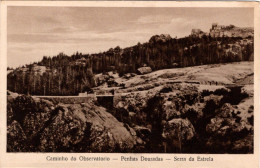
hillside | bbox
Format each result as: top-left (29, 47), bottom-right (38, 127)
top-left (94, 61), bottom-right (253, 93)
top-left (7, 24), bottom-right (254, 96)
top-left (7, 61), bottom-right (254, 153)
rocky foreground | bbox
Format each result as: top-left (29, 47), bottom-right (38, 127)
top-left (7, 62), bottom-right (254, 153)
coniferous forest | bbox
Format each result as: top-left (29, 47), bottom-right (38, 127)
top-left (7, 35), bottom-right (254, 96)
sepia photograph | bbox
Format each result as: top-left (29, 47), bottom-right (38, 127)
top-left (5, 5), bottom-right (255, 155)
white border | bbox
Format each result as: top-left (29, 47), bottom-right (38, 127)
top-left (0, 1), bottom-right (259, 168)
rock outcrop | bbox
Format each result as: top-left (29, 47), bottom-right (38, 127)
top-left (149, 34), bottom-right (172, 43)
top-left (7, 95), bottom-right (138, 152)
top-left (137, 67), bottom-right (152, 75)
top-left (7, 62), bottom-right (254, 153)
top-left (110, 80), bottom-right (253, 153)
top-left (162, 118), bottom-right (195, 151)
top-left (209, 23), bottom-right (254, 38)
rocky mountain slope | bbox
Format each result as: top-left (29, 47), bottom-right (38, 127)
top-left (7, 24), bottom-right (253, 96)
top-left (7, 93), bottom-right (137, 152)
top-left (7, 61), bottom-right (254, 153)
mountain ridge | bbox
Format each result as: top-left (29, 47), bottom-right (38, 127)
top-left (7, 24), bottom-right (254, 96)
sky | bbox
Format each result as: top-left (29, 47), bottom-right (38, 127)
top-left (7, 7), bottom-right (254, 68)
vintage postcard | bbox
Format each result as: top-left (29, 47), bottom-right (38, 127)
top-left (0, 1), bottom-right (259, 168)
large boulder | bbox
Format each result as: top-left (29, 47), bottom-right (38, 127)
top-left (38, 105), bottom-right (87, 152)
top-left (7, 90), bottom-right (19, 102)
top-left (149, 34), bottom-right (172, 43)
top-left (163, 99), bottom-right (182, 120)
top-left (137, 67), bottom-right (152, 75)
top-left (95, 74), bottom-right (109, 85)
top-left (162, 118), bottom-right (195, 151)
top-left (81, 104), bottom-right (137, 152)
top-left (10, 95), bottom-right (54, 140)
top-left (206, 103), bottom-right (252, 136)
top-left (205, 102), bottom-right (253, 153)
top-left (7, 95), bottom-right (138, 152)
top-left (134, 125), bottom-right (151, 141)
